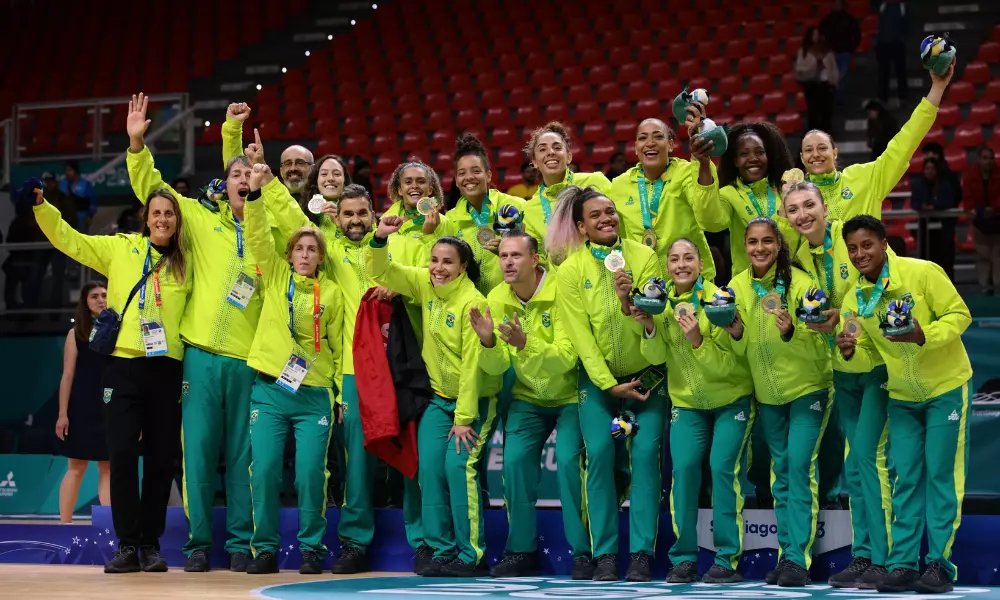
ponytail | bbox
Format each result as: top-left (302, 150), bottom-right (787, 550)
top-left (745, 216), bottom-right (799, 302)
top-left (434, 236), bottom-right (481, 284)
top-left (544, 185), bottom-right (606, 261)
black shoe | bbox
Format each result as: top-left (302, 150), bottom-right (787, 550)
top-left (593, 554), bottom-right (618, 581)
top-left (229, 551), bottom-right (250, 573)
top-left (777, 562), bottom-right (810, 587)
top-left (703, 564), bottom-right (743, 583)
top-left (440, 559), bottom-right (490, 577)
top-left (104, 546), bottom-right (141, 574)
top-left (247, 551), bottom-right (279, 574)
top-left (626, 553), bottom-right (652, 582)
top-left (829, 556), bottom-right (872, 588)
top-left (332, 545), bottom-right (368, 574)
top-left (666, 561), bottom-right (699, 583)
top-left (492, 552), bottom-right (542, 577)
top-left (300, 550), bottom-right (323, 575)
top-left (139, 546), bottom-right (168, 572)
top-left (420, 556), bottom-right (452, 577)
top-left (184, 549), bottom-right (210, 573)
top-left (413, 545), bottom-right (434, 575)
top-left (877, 567), bottom-right (920, 592)
top-left (857, 564), bottom-right (888, 590)
top-left (572, 556), bottom-right (595, 580)
top-left (913, 562), bottom-right (954, 594)
top-left (765, 558), bottom-right (790, 585)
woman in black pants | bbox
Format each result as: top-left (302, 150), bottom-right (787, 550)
top-left (31, 185), bottom-right (191, 573)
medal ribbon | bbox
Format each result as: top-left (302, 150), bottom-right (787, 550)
top-left (668, 276), bottom-right (704, 310)
top-left (588, 239), bottom-right (623, 262)
top-left (820, 221), bottom-right (834, 295)
top-left (751, 274), bottom-right (786, 299)
top-left (138, 241), bottom-right (166, 310)
top-left (637, 171), bottom-right (666, 231)
top-left (740, 179), bottom-right (777, 218)
top-left (808, 170), bottom-right (841, 187)
top-left (539, 171), bottom-right (573, 224)
top-left (287, 274), bottom-right (322, 354)
top-left (855, 258), bottom-right (890, 318)
top-left (404, 208), bottom-right (425, 227)
top-left (468, 196), bottom-right (492, 228)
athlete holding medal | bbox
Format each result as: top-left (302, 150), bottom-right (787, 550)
top-left (382, 160), bottom-right (458, 262)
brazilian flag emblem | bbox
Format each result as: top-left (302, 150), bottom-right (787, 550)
top-left (250, 409), bottom-right (259, 425)
top-left (445, 312), bottom-right (455, 328)
top-left (182, 381), bottom-right (191, 396)
top-left (670, 407), bottom-right (679, 424)
top-left (103, 388), bottom-right (113, 404)
top-left (841, 187), bottom-right (854, 200)
top-left (541, 312), bottom-right (551, 327)
top-left (839, 263), bottom-right (849, 280)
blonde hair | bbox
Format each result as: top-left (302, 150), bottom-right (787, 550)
top-left (285, 226), bottom-right (328, 276)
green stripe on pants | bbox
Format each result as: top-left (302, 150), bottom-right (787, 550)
top-left (181, 345), bottom-right (255, 556)
top-left (757, 388), bottom-right (832, 569)
top-left (668, 396), bottom-right (755, 570)
top-left (578, 369), bottom-right (667, 557)
top-left (249, 375), bottom-right (334, 557)
top-left (502, 399), bottom-right (590, 558)
top-left (886, 382), bottom-right (970, 579)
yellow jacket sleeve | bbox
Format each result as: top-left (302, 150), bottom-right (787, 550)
top-left (834, 310), bottom-right (880, 373)
top-left (557, 258), bottom-right (618, 390)
top-left (455, 303), bottom-right (485, 426)
top-left (690, 323), bottom-right (740, 375)
top-left (244, 191), bottom-right (284, 289)
top-left (33, 200), bottom-right (122, 275)
top-left (368, 242), bottom-right (425, 301)
top-left (222, 115), bottom-right (245, 169)
top-left (684, 160), bottom-right (725, 230)
top-left (262, 177), bottom-right (309, 238)
top-left (477, 296), bottom-right (512, 377)
top-left (126, 145), bottom-right (192, 209)
top-left (919, 261), bottom-right (972, 350)
top-left (517, 310), bottom-right (578, 379)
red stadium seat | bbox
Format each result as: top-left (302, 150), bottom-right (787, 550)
top-left (371, 113), bottom-right (396, 133)
top-left (426, 110), bottom-right (450, 129)
top-left (667, 42), bottom-right (688, 60)
top-left (761, 91), bottom-right (789, 114)
top-left (562, 66), bottom-right (586, 86)
top-left (626, 81), bottom-right (653, 101)
top-left (613, 119), bottom-right (637, 142)
top-left (581, 122), bottom-right (609, 143)
top-left (503, 171), bottom-right (524, 189)
top-left (793, 92), bottom-right (807, 111)
top-left (313, 100), bottom-right (337, 119)
top-left (715, 24), bottom-right (739, 42)
top-left (954, 122), bottom-right (984, 147)
top-left (936, 103), bottom-right (961, 128)
top-left (480, 89), bottom-right (504, 109)
top-left (567, 85), bottom-right (593, 104)
top-left (538, 85), bottom-right (563, 105)
top-left (743, 22), bottom-right (766, 39)
top-left (372, 133), bottom-right (396, 154)
top-left (401, 131), bottom-right (426, 152)
top-left (695, 41), bottom-right (718, 60)
top-left (718, 75), bottom-right (743, 96)
top-left (779, 72), bottom-right (799, 93)
top-left (430, 130), bottom-right (452, 151)
top-left (424, 92), bottom-right (448, 113)
top-left (605, 99), bottom-right (630, 121)
top-left (747, 74), bottom-right (773, 96)
top-left (588, 65), bottom-right (613, 85)
top-left (635, 98), bottom-right (660, 118)
top-left (580, 49), bottom-right (604, 69)
top-left (490, 126), bottom-right (515, 148)
top-left (484, 107), bottom-right (509, 127)
top-left (978, 41), bottom-right (1000, 64)
top-left (455, 109), bottom-right (478, 129)
top-left (315, 137), bottom-right (338, 157)
top-left (374, 155), bottom-right (396, 175)
top-left (514, 105), bottom-right (541, 126)
top-left (737, 56), bottom-right (761, 77)
top-left (545, 104), bottom-right (569, 123)
top-left (766, 54), bottom-right (792, 75)
top-left (676, 59), bottom-right (701, 81)
top-left (341, 116), bottom-right (365, 135)
top-left (729, 93), bottom-right (755, 116)
top-left (944, 144), bottom-right (968, 171)
top-left (451, 90), bottom-right (477, 111)
top-left (509, 87), bottom-right (533, 107)
top-left (756, 38), bottom-right (779, 57)
top-left (947, 81), bottom-right (976, 104)
top-left (638, 44), bottom-right (662, 63)
top-left (591, 142), bottom-right (618, 164)
top-left (744, 112), bottom-right (768, 123)
top-left (987, 80), bottom-right (1000, 103)
top-left (501, 70), bottom-right (526, 91)
top-left (970, 99), bottom-right (998, 125)
top-left (923, 127), bottom-right (946, 146)
top-left (314, 118), bottom-right (338, 137)
top-left (907, 154), bottom-right (923, 173)
top-left (647, 62), bottom-right (672, 81)
top-left (725, 40), bottom-right (749, 59)
top-left (772, 21), bottom-right (796, 40)
top-left (499, 54), bottom-right (521, 72)
top-left (707, 57), bottom-right (730, 79)
top-left (575, 101), bottom-right (601, 123)
top-left (495, 147), bottom-right (522, 168)
top-left (342, 134), bottom-right (370, 155)
top-left (596, 82), bottom-right (621, 103)
top-left (609, 47), bottom-right (633, 67)
top-left (962, 61), bottom-right (990, 85)
top-left (398, 112), bottom-right (423, 131)
top-left (447, 74), bottom-right (473, 93)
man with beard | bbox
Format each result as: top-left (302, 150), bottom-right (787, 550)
top-left (265, 183), bottom-right (431, 574)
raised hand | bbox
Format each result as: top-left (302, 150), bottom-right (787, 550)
top-left (376, 215), bottom-right (404, 239)
top-left (498, 311), bottom-right (527, 350)
top-left (244, 128), bottom-right (265, 166)
top-left (127, 93), bottom-right (151, 152)
top-left (249, 163), bottom-right (273, 192)
top-left (685, 102), bottom-right (706, 137)
top-left (320, 201), bottom-right (338, 220)
top-left (421, 205), bottom-right (441, 235)
top-left (468, 305), bottom-right (496, 348)
top-left (689, 135), bottom-right (715, 164)
top-left (227, 102), bottom-right (251, 122)
top-left (724, 310), bottom-right (745, 340)
top-left (33, 188), bottom-right (43, 205)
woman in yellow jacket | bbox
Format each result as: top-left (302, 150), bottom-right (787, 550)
top-left (725, 217), bottom-right (833, 588)
top-left (800, 63), bottom-right (953, 222)
top-left (522, 122), bottom-right (612, 264)
top-left (32, 184), bottom-right (191, 574)
top-left (660, 239), bottom-right (755, 585)
top-left (382, 160), bottom-right (458, 259)
top-left (241, 164), bottom-right (343, 575)
top-left (368, 216), bottom-right (501, 578)
top-left (297, 153), bottom-right (352, 244)
top-left (550, 186), bottom-right (668, 582)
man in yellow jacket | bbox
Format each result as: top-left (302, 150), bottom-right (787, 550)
top-left (470, 231), bottom-right (590, 579)
top-left (837, 215), bottom-right (972, 595)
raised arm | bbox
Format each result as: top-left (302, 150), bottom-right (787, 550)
top-left (222, 103), bottom-right (251, 168)
top-left (918, 261), bottom-right (972, 349)
top-left (126, 93), bottom-right (186, 205)
top-left (367, 216), bottom-right (427, 300)
top-left (455, 301), bottom-right (486, 426)
top-left (244, 164), bottom-right (283, 285)
top-left (33, 194), bottom-right (121, 275)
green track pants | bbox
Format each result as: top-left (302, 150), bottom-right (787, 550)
top-left (249, 375), bottom-right (334, 557)
top-left (834, 367), bottom-right (892, 565)
top-left (757, 388), bottom-right (833, 569)
top-left (336, 375), bottom-right (423, 551)
top-left (502, 399), bottom-right (589, 558)
top-left (886, 382), bottom-right (970, 580)
top-left (668, 396), bottom-right (755, 570)
top-left (181, 345), bottom-right (255, 556)
top-left (419, 394), bottom-right (498, 564)
top-left (578, 369), bottom-right (667, 557)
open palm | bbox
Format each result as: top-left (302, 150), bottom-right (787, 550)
top-left (126, 93), bottom-right (151, 140)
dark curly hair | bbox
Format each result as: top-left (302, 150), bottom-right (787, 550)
top-left (717, 122), bottom-right (794, 189)
top-left (454, 132), bottom-right (491, 173)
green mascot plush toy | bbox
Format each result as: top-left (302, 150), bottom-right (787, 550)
top-left (671, 88), bottom-right (729, 158)
top-left (920, 34), bottom-right (956, 77)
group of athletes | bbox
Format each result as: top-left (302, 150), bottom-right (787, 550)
top-left (27, 56), bottom-right (974, 594)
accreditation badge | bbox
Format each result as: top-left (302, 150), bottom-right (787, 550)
top-left (277, 354), bottom-right (309, 393)
top-left (141, 319), bottom-right (168, 357)
top-left (226, 272), bottom-right (256, 310)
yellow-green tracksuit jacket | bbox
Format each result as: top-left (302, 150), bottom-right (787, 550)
top-left (699, 177), bottom-right (783, 276)
top-left (382, 199), bottom-right (458, 260)
top-left (450, 189), bottom-right (527, 295)
top-left (524, 170), bottom-right (612, 264)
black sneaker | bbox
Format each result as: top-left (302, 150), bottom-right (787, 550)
top-left (300, 550), bottom-right (323, 575)
top-left (229, 551), bottom-right (250, 573)
top-left (877, 567), bottom-right (919, 592)
top-left (184, 549), bottom-right (210, 572)
top-left (492, 552), bottom-right (542, 577)
top-left (913, 562), bottom-right (954, 594)
top-left (858, 564), bottom-right (888, 590)
top-left (829, 556), bottom-right (872, 588)
top-left (626, 553), bottom-right (652, 582)
top-left (332, 545), bottom-right (368, 574)
top-left (139, 546), bottom-right (168, 572)
top-left (703, 564), bottom-right (743, 584)
top-left (765, 558), bottom-right (790, 585)
top-left (413, 545), bottom-right (434, 575)
top-left (104, 546), bottom-right (141, 574)
top-left (571, 556), bottom-right (595, 580)
top-left (440, 559), bottom-right (490, 577)
top-left (777, 562), bottom-right (810, 587)
top-left (420, 556), bottom-right (452, 577)
top-left (666, 561), bottom-right (698, 583)
top-left (593, 554), bottom-right (618, 581)
top-left (247, 551), bottom-right (278, 574)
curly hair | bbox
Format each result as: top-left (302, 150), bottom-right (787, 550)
top-left (386, 160), bottom-right (444, 208)
top-left (523, 121), bottom-right (572, 162)
top-left (717, 122), bottom-right (794, 189)
top-left (299, 154), bottom-right (352, 224)
top-left (454, 132), bottom-right (491, 173)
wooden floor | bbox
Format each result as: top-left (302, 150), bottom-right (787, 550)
top-left (0, 564), bottom-right (403, 599)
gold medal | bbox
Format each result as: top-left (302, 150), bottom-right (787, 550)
top-left (762, 291), bottom-right (782, 314)
top-left (604, 250), bottom-right (626, 272)
top-left (416, 196), bottom-right (438, 216)
top-left (476, 226), bottom-right (494, 246)
top-left (843, 313), bottom-right (861, 336)
top-left (782, 168), bottom-right (805, 186)
top-left (642, 228), bottom-right (657, 248)
top-left (307, 194), bottom-right (326, 215)
top-left (674, 302), bottom-right (696, 320)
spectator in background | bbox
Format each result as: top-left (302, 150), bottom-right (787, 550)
top-left (795, 27), bottom-right (839, 132)
top-left (61, 161), bottom-right (97, 232)
top-left (922, 142), bottom-right (963, 203)
top-left (55, 281), bottom-right (111, 523)
top-left (964, 146), bottom-right (1000, 294)
top-left (864, 99), bottom-right (900, 160)
top-left (911, 157), bottom-right (960, 279)
top-left (170, 178), bottom-right (191, 197)
top-left (116, 200), bottom-right (143, 234)
top-left (819, 0), bottom-right (862, 101)
top-left (506, 161), bottom-right (540, 200)
top-left (604, 152), bottom-right (629, 180)
top-left (873, 0), bottom-right (909, 106)
top-left (353, 156), bottom-right (373, 196)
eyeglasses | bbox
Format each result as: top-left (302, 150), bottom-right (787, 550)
top-left (281, 159), bottom-right (314, 169)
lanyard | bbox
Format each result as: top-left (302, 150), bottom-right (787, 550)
top-left (588, 239), bottom-right (622, 262)
top-left (817, 221), bottom-right (834, 295)
top-left (539, 171), bottom-right (573, 224)
top-left (808, 170), bottom-right (840, 187)
top-left (287, 274), bottom-right (322, 353)
top-left (855, 258), bottom-right (890, 318)
top-left (468, 197), bottom-right (491, 228)
top-left (740, 180), bottom-right (777, 218)
top-left (668, 276), bottom-right (704, 309)
top-left (637, 170), bottom-right (666, 231)
top-left (138, 242), bottom-right (165, 310)
top-left (751, 273), bottom-right (786, 299)
top-left (234, 215), bottom-right (244, 259)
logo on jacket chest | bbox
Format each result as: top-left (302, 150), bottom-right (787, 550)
top-left (626, 197), bottom-right (635, 206)
top-left (445, 312), bottom-right (455, 328)
top-left (841, 187), bottom-right (854, 200)
top-left (541, 312), bottom-right (551, 327)
top-left (839, 263), bottom-right (849, 280)
top-left (584, 280), bottom-right (593, 289)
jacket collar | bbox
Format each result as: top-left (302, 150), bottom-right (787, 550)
top-left (627, 160), bottom-right (673, 184)
top-left (432, 272), bottom-right (472, 300)
top-left (498, 267), bottom-right (551, 306)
